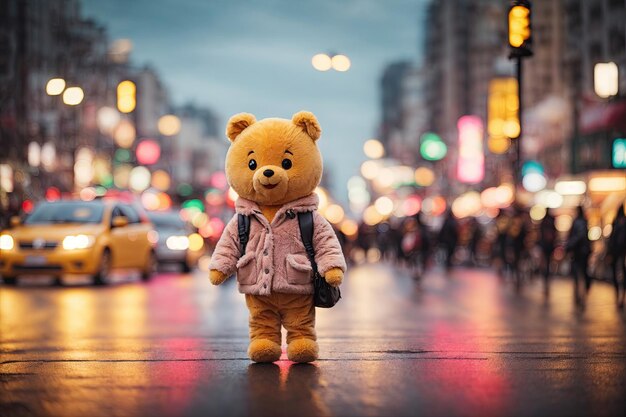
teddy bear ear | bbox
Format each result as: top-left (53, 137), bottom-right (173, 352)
top-left (226, 113), bottom-right (257, 142)
top-left (292, 111), bottom-right (321, 141)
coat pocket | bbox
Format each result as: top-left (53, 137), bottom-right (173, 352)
top-left (285, 254), bottom-right (312, 285)
top-left (236, 252), bottom-right (257, 285)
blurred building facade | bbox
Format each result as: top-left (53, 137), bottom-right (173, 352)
top-left (378, 0), bottom-right (625, 199)
top-left (563, 0), bottom-right (626, 174)
top-left (0, 0), bottom-right (223, 225)
top-left (173, 104), bottom-right (225, 188)
top-left (0, 0), bottom-right (110, 210)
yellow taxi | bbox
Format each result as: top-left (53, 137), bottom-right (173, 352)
top-left (0, 199), bottom-right (157, 286)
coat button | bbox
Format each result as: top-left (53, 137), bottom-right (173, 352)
top-left (263, 250), bottom-right (268, 256)
top-left (264, 268), bottom-right (269, 274)
top-left (263, 283), bottom-right (267, 288)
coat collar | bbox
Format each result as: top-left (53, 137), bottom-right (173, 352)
top-left (235, 193), bottom-right (319, 217)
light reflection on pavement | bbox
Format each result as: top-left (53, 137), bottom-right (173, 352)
top-left (1, 265), bottom-right (625, 417)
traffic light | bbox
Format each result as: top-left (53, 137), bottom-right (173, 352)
top-left (508, 1), bottom-right (532, 57)
top-left (117, 80), bottom-right (136, 113)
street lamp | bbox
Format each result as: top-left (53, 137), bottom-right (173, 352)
top-left (62, 86), bottom-right (84, 106)
top-left (46, 78), bottom-right (66, 96)
top-left (312, 54), bottom-right (332, 71)
top-left (594, 62), bottom-right (619, 99)
top-left (331, 54), bottom-right (351, 72)
top-left (311, 53), bottom-right (351, 72)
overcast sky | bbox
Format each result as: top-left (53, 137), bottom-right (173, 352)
top-left (82, 0), bottom-right (427, 201)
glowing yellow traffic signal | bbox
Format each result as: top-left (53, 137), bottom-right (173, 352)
top-left (508, 2), bottom-right (532, 56)
top-left (117, 80), bottom-right (136, 113)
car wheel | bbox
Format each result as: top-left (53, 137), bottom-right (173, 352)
top-left (142, 251), bottom-right (157, 282)
top-left (93, 249), bottom-right (111, 286)
top-left (181, 261), bottom-right (192, 273)
top-left (52, 277), bottom-right (63, 287)
top-left (2, 276), bottom-right (17, 285)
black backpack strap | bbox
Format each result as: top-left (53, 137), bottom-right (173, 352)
top-left (297, 211), bottom-right (319, 275)
top-left (237, 214), bottom-right (250, 256)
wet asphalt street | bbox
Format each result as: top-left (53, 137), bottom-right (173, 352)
top-left (1, 264), bottom-right (625, 417)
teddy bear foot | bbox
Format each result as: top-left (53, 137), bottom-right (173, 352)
top-left (248, 339), bottom-right (282, 363)
top-left (287, 339), bottom-right (319, 363)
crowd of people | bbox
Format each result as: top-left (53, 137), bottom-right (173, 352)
top-left (339, 203), bottom-right (626, 308)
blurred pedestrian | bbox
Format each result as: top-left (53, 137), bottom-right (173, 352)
top-left (438, 209), bottom-right (458, 269)
top-left (469, 217), bottom-right (482, 266)
top-left (402, 214), bottom-right (431, 278)
top-left (566, 206), bottom-right (592, 305)
top-left (504, 209), bottom-right (527, 283)
top-left (608, 204), bottom-right (626, 308)
top-left (539, 210), bottom-right (557, 293)
top-left (493, 212), bottom-right (511, 276)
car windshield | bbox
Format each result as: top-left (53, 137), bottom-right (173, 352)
top-left (148, 213), bottom-right (186, 230)
top-left (25, 201), bottom-right (105, 224)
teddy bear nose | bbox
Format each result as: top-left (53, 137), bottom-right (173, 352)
top-left (263, 169), bottom-right (274, 178)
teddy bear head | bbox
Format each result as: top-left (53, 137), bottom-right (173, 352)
top-left (224, 111), bottom-right (323, 206)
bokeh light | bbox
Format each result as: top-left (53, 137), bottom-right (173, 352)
top-left (374, 196), bottom-right (394, 216)
top-left (188, 233), bottom-right (204, 251)
top-left (360, 160), bottom-right (380, 180)
top-left (420, 132), bottom-right (447, 161)
top-left (151, 170), bottom-right (171, 191)
top-left (97, 106), bottom-right (121, 134)
top-left (62, 86), bottom-right (84, 105)
top-left (340, 219), bottom-right (358, 237)
top-left (363, 205), bottom-right (384, 225)
top-left (158, 114), bottom-right (181, 136)
top-left (114, 119), bottom-right (136, 148)
top-left (331, 54), bottom-right (351, 71)
top-left (129, 166), bottom-right (151, 192)
top-left (414, 167), bottom-right (435, 187)
top-left (529, 205), bottom-right (547, 221)
top-left (113, 164), bottom-right (133, 188)
top-left (136, 140), bottom-right (161, 165)
top-left (46, 78), bottom-right (65, 96)
top-left (311, 53), bottom-right (332, 71)
top-left (555, 214), bottom-right (573, 232)
top-left (117, 80), bottom-right (136, 113)
top-left (325, 204), bottom-right (345, 224)
top-left (588, 226), bottom-right (602, 241)
top-left (363, 139), bottom-right (385, 159)
top-left (522, 172), bottom-right (547, 192)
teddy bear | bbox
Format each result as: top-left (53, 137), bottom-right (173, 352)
top-left (209, 111), bottom-right (346, 363)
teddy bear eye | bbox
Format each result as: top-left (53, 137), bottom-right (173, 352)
top-left (281, 159), bottom-right (292, 170)
top-left (248, 159), bottom-right (257, 170)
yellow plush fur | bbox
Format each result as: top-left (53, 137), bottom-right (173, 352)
top-left (210, 111), bottom-right (343, 363)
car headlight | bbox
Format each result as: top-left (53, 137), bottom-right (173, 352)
top-left (0, 234), bottom-right (14, 251)
top-left (166, 235), bottom-right (189, 250)
top-left (62, 234), bottom-right (95, 250)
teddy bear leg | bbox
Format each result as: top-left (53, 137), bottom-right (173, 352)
top-left (280, 294), bottom-right (318, 363)
top-left (245, 294), bottom-right (282, 363)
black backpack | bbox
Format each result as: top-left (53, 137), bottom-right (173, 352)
top-left (237, 211), bottom-right (341, 308)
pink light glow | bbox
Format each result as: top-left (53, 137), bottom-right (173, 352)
top-left (457, 116), bottom-right (485, 184)
top-left (136, 139), bottom-right (161, 165)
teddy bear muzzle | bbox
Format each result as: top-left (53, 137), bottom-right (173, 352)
top-left (253, 165), bottom-right (288, 194)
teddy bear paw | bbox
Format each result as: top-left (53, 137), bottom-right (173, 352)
top-left (324, 267), bottom-right (343, 287)
top-left (248, 339), bottom-right (282, 363)
top-left (287, 339), bottom-right (319, 363)
top-left (209, 269), bottom-right (228, 285)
